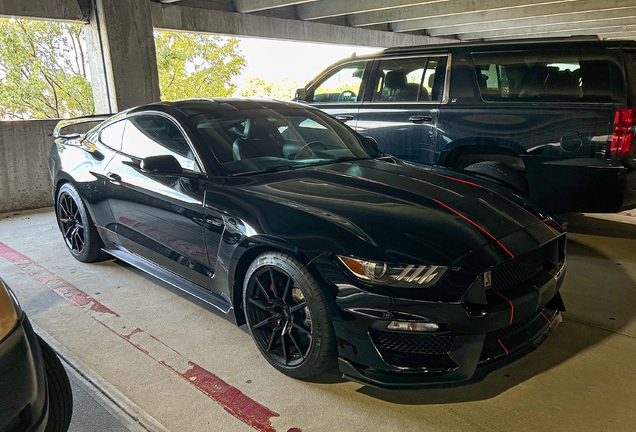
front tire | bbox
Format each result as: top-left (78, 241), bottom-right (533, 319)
top-left (56, 183), bottom-right (107, 262)
top-left (39, 337), bottom-right (73, 432)
top-left (243, 252), bottom-right (337, 379)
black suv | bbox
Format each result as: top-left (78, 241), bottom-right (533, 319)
top-left (296, 37), bottom-right (636, 213)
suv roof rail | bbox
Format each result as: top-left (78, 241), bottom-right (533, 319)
top-left (382, 35), bottom-right (613, 54)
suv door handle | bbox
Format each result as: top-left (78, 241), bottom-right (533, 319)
top-left (409, 115), bottom-right (433, 123)
top-left (106, 172), bottom-right (121, 184)
top-left (335, 115), bottom-right (355, 122)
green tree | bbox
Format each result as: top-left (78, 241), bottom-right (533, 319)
top-left (0, 19), bottom-right (246, 119)
top-left (0, 19), bottom-right (93, 119)
top-left (238, 76), bottom-right (303, 100)
top-left (156, 31), bottom-right (245, 100)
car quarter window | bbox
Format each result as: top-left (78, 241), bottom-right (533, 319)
top-left (472, 51), bottom-right (612, 102)
top-left (121, 115), bottom-right (199, 172)
top-left (98, 120), bottom-right (126, 150)
top-left (372, 56), bottom-right (446, 103)
top-left (312, 62), bottom-right (367, 104)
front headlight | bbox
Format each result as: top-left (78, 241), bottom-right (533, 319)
top-left (336, 256), bottom-right (447, 288)
top-left (0, 279), bottom-right (20, 342)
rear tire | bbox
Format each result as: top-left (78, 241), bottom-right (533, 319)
top-left (39, 337), bottom-right (73, 432)
top-left (464, 161), bottom-right (529, 193)
top-left (243, 252), bottom-right (337, 379)
top-left (56, 183), bottom-right (107, 262)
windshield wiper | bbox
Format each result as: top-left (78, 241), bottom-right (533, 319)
top-left (229, 163), bottom-right (311, 177)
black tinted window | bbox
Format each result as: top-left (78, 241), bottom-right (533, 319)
top-left (191, 108), bottom-right (378, 175)
top-left (121, 115), bottom-right (199, 172)
top-left (98, 120), bottom-right (126, 150)
top-left (472, 51), bottom-right (612, 102)
top-left (373, 57), bottom-right (445, 102)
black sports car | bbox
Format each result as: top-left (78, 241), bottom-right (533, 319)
top-left (49, 99), bottom-right (566, 388)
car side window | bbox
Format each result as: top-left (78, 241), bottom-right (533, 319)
top-left (98, 120), bottom-right (126, 151)
top-left (472, 51), bottom-right (612, 102)
top-left (372, 57), bottom-right (444, 103)
top-left (121, 115), bottom-right (200, 172)
top-left (312, 62), bottom-right (367, 104)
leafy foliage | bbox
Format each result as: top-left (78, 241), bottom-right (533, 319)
top-left (156, 31), bottom-right (245, 100)
top-left (238, 76), bottom-right (303, 100)
top-left (0, 20), bottom-right (246, 119)
top-left (0, 19), bottom-right (93, 119)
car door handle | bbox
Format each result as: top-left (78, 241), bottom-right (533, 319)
top-left (409, 115), bottom-right (433, 123)
top-left (105, 172), bottom-right (121, 184)
top-left (335, 115), bottom-right (355, 122)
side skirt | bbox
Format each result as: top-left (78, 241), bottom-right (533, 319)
top-left (104, 247), bottom-right (234, 315)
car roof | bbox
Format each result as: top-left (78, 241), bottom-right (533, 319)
top-left (128, 98), bottom-right (309, 116)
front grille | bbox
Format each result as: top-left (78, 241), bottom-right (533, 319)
top-left (370, 329), bottom-right (455, 355)
top-left (487, 246), bottom-right (548, 295)
top-left (485, 311), bottom-right (542, 344)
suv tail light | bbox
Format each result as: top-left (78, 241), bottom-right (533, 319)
top-left (610, 107), bottom-right (636, 158)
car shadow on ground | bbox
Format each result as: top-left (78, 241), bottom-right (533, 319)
top-left (355, 214), bottom-right (636, 404)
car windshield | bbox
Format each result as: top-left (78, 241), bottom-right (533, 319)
top-left (188, 107), bottom-right (379, 175)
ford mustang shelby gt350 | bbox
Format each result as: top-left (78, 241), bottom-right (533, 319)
top-left (49, 99), bottom-right (566, 388)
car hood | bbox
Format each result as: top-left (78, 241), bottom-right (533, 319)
top-left (225, 158), bottom-right (560, 266)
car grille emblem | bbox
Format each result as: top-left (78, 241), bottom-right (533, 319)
top-left (483, 271), bottom-right (492, 288)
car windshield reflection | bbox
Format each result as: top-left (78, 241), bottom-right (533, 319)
top-left (189, 108), bottom-right (377, 175)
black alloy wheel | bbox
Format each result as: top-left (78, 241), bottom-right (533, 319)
top-left (243, 252), bottom-right (336, 378)
top-left (57, 191), bottom-right (85, 254)
top-left (56, 183), bottom-right (106, 263)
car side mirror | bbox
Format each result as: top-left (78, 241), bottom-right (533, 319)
top-left (364, 136), bottom-right (383, 156)
top-left (294, 88), bottom-right (307, 101)
top-left (140, 155), bottom-right (183, 175)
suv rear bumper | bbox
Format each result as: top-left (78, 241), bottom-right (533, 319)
top-left (524, 156), bottom-right (629, 213)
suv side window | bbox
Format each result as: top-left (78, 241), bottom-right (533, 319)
top-left (121, 115), bottom-right (200, 172)
top-left (372, 57), bottom-right (445, 103)
top-left (472, 51), bottom-right (612, 102)
top-left (98, 120), bottom-right (126, 151)
top-left (312, 62), bottom-right (367, 103)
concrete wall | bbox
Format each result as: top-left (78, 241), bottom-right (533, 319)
top-left (0, 120), bottom-right (57, 214)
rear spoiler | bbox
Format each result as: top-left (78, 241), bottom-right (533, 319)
top-left (53, 114), bottom-right (112, 139)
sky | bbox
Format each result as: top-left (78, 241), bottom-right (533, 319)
top-left (231, 36), bottom-right (381, 89)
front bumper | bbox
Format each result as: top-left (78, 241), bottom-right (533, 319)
top-left (339, 308), bottom-right (562, 389)
top-left (0, 316), bottom-right (48, 432)
top-left (331, 254), bottom-right (566, 389)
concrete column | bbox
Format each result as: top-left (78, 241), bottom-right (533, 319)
top-left (86, 0), bottom-right (161, 113)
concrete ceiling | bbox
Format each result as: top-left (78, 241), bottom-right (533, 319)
top-left (158, 0), bottom-right (636, 42)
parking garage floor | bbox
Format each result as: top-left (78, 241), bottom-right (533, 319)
top-left (1, 207), bottom-right (635, 432)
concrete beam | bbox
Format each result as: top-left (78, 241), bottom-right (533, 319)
top-left (86, 0), bottom-right (161, 113)
top-left (459, 18), bottom-right (636, 41)
top-left (297, 0), bottom-right (446, 21)
top-left (427, 7), bottom-right (636, 37)
top-left (151, 2), bottom-right (454, 47)
top-left (0, 0), bottom-right (87, 22)
top-left (392, 0), bottom-right (636, 32)
top-left (348, 0), bottom-right (568, 27)
top-left (233, 0), bottom-right (316, 14)
top-left (481, 27), bottom-right (636, 41)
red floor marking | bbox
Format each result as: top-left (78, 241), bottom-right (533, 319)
top-left (0, 241), bottom-right (293, 432)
